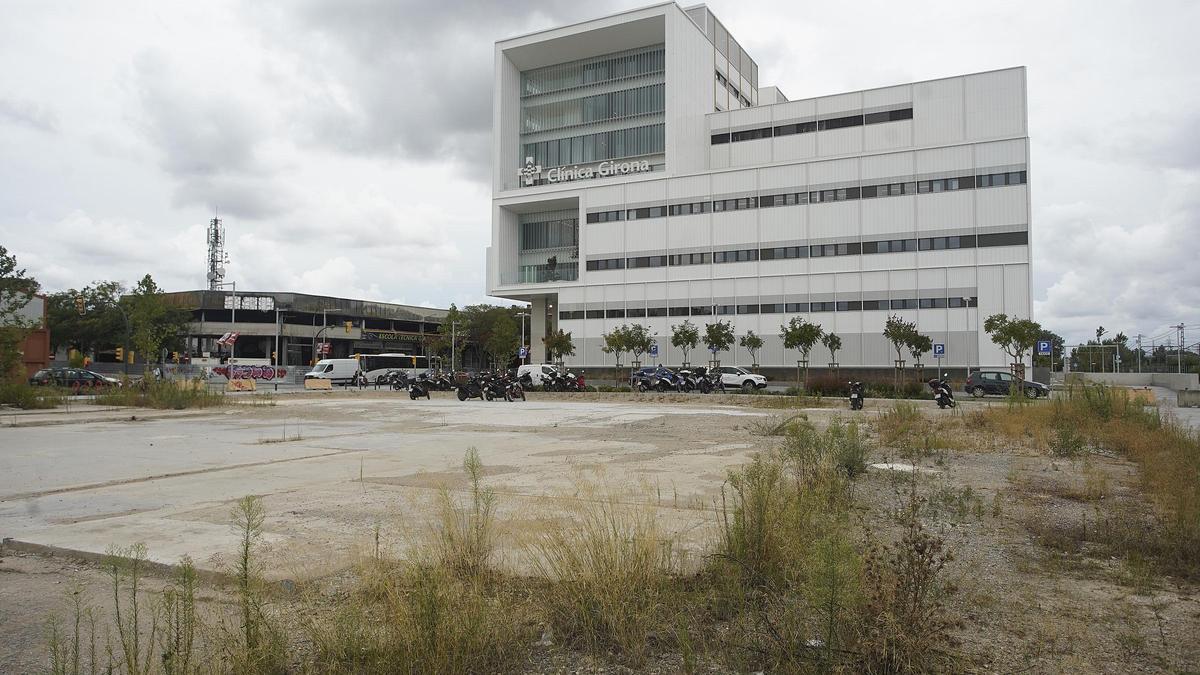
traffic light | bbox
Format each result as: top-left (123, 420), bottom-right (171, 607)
top-left (172, 351), bottom-right (180, 363)
top-left (114, 346), bottom-right (124, 362)
top-left (74, 296), bottom-right (85, 315)
top-left (344, 320), bottom-right (353, 334)
top-left (271, 350), bottom-right (277, 364)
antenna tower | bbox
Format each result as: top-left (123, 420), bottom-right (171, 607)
top-left (206, 216), bottom-right (229, 290)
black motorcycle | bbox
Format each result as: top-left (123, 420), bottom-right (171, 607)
top-left (848, 381), bottom-right (865, 410)
top-left (928, 376), bottom-right (956, 409)
top-left (504, 377), bottom-right (526, 402)
top-left (456, 375), bottom-right (485, 401)
top-left (482, 372), bottom-right (509, 402)
top-left (386, 370), bottom-right (409, 391)
top-left (408, 372), bottom-right (431, 400)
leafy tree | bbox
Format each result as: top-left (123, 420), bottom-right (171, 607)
top-left (625, 324), bottom-right (654, 365)
top-left (883, 315), bottom-right (916, 367)
top-left (47, 281), bottom-right (126, 354)
top-left (601, 325), bottom-right (630, 369)
top-left (0, 246), bottom-right (39, 379)
top-left (484, 313), bottom-right (519, 368)
top-left (780, 317), bottom-right (823, 387)
top-left (542, 328), bottom-right (575, 364)
top-left (124, 275), bottom-right (190, 365)
top-left (739, 330), bottom-right (764, 367)
top-left (428, 303), bottom-right (465, 369)
top-left (907, 333), bottom-right (933, 368)
top-left (670, 320), bottom-right (699, 365)
top-left (1033, 328), bottom-right (1064, 369)
top-left (704, 320), bottom-right (735, 363)
top-left (983, 313), bottom-right (1043, 382)
top-left (822, 332), bottom-right (842, 367)
top-left (1095, 326), bottom-right (1107, 371)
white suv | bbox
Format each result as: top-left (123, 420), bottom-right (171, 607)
top-left (717, 366), bottom-right (767, 391)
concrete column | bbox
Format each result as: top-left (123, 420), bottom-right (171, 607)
top-left (530, 296), bottom-right (548, 363)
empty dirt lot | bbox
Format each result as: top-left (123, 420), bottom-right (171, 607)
top-left (3, 390), bottom-right (1198, 673)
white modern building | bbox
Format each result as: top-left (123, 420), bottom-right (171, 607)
top-left (487, 2), bottom-right (1031, 370)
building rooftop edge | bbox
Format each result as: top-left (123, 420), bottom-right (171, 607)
top-left (495, 1), bottom-right (679, 46)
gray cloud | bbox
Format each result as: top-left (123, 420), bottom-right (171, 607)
top-left (0, 96), bottom-right (58, 132)
top-left (252, 0), bottom-right (631, 168)
top-left (129, 50), bottom-right (293, 220)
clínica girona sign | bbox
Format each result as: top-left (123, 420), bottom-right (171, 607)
top-left (518, 156), bottom-right (651, 187)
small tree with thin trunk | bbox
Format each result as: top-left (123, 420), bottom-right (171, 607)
top-left (626, 324), bottom-right (654, 366)
top-left (704, 320), bottom-right (735, 366)
top-left (884, 315), bottom-right (918, 388)
top-left (739, 330), bottom-right (764, 369)
top-left (781, 317), bottom-right (823, 389)
top-left (601, 325), bottom-right (630, 384)
top-left (907, 333), bottom-right (933, 382)
top-left (983, 313), bottom-right (1043, 384)
top-left (822, 332), bottom-right (842, 371)
top-left (542, 328), bottom-right (575, 365)
top-left (670, 320), bottom-right (700, 366)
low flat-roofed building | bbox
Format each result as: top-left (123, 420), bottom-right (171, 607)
top-left (161, 290), bottom-right (447, 366)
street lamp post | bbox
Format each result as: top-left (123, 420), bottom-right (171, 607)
top-left (311, 307), bottom-right (342, 363)
top-left (516, 311), bottom-right (529, 365)
top-left (212, 282), bottom-right (237, 361)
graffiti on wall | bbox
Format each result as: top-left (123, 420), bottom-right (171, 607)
top-left (213, 365), bottom-right (288, 380)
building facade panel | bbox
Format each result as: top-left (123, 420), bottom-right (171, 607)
top-left (491, 3), bottom-right (1031, 370)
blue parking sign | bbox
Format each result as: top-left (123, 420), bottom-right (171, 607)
top-left (518, 346), bottom-right (528, 358)
top-left (649, 344), bottom-right (659, 357)
top-left (933, 343), bottom-right (945, 357)
top-left (1036, 340), bottom-right (1051, 356)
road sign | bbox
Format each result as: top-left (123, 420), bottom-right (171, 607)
top-left (1036, 340), bottom-right (1052, 356)
top-left (518, 346), bottom-right (528, 358)
top-left (318, 342), bottom-right (331, 356)
top-left (933, 343), bottom-right (945, 357)
top-left (649, 344), bottom-right (659, 357)
top-left (709, 345), bottom-right (718, 353)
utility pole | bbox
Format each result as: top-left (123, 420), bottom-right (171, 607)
top-left (450, 321), bottom-right (462, 372)
top-left (1179, 324), bottom-right (1186, 374)
top-left (1136, 334), bottom-right (1143, 373)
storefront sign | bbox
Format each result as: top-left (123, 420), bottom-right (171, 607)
top-left (362, 330), bottom-right (415, 342)
top-left (518, 156), bottom-right (652, 186)
top-left (223, 295), bottom-right (275, 311)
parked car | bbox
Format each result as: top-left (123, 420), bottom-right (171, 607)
top-left (28, 367), bottom-right (119, 390)
top-left (964, 370), bottom-right (1049, 398)
top-left (716, 366), bottom-right (768, 391)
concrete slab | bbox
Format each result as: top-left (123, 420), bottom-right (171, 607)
top-left (0, 396), bottom-right (776, 577)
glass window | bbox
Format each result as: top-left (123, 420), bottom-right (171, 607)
top-left (647, 307), bottom-right (667, 317)
top-left (606, 309), bottom-right (625, 318)
top-left (627, 308), bottom-right (646, 317)
top-left (668, 307), bottom-right (690, 317)
top-left (736, 304), bottom-right (759, 314)
top-left (690, 305), bottom-right (712, 316)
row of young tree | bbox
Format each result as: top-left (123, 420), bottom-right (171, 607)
top-left (590, 311), bottom-right (1048, 386)
top-left (423, 304), bottom-right (577, 370)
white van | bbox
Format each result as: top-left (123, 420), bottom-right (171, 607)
top-left (305, 358), bottom-right (360, 386)
top-left (516, 363), bottom-right (561, 386)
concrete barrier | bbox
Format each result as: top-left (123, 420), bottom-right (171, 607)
top-left (1064, 372), bottom-right (1199, 389)
top-left (304, 378), bottom-right (332, 390)
top-left (1179, 390), bottom-right (1200, 408)
top-left (226, 379), bottom-right (257, 392)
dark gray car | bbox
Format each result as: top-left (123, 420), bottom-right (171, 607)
top-left (963, 370), bottom-right (1049, 398)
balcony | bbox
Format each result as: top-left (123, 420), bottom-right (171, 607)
top-left (514, 261), bottom-right (578, 284)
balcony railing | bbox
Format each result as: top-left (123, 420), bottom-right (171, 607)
top-left (508, 262), bottom-right (578, 285)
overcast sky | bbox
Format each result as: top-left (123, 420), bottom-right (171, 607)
top-left (2, 0), bottom-right (1197, 344)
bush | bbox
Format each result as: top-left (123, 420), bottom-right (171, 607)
top-left (0, 381), bottom-right (66, 409)
top-left (96, 380), bottom-right (224, 409)
top-left (532, 491), bottom-right (675, 665)
top-left (436, 448), bottom-right (496, 580)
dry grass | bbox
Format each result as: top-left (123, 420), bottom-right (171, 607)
top-left (985, 385), bottom-right (1200, 578)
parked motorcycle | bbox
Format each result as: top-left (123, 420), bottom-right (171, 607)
top-left (504, 377), bottom-right (526, 402)
top-left (482, 371), bottom-right (509, 401)
top-left (676, 368), bottom-right (700, 393)
top-left (408, 372), bottom-right (431, 400)
top-left (648, 366), bottom-right (681, 392)
top-left (928, 375), bottom-right (956, 409)
top-left (385, 370), bottom-right (409, 391)
top-left (848, 381), bottom-right (865, 410)
top-left (456, 375), bottom-right (485, 401)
